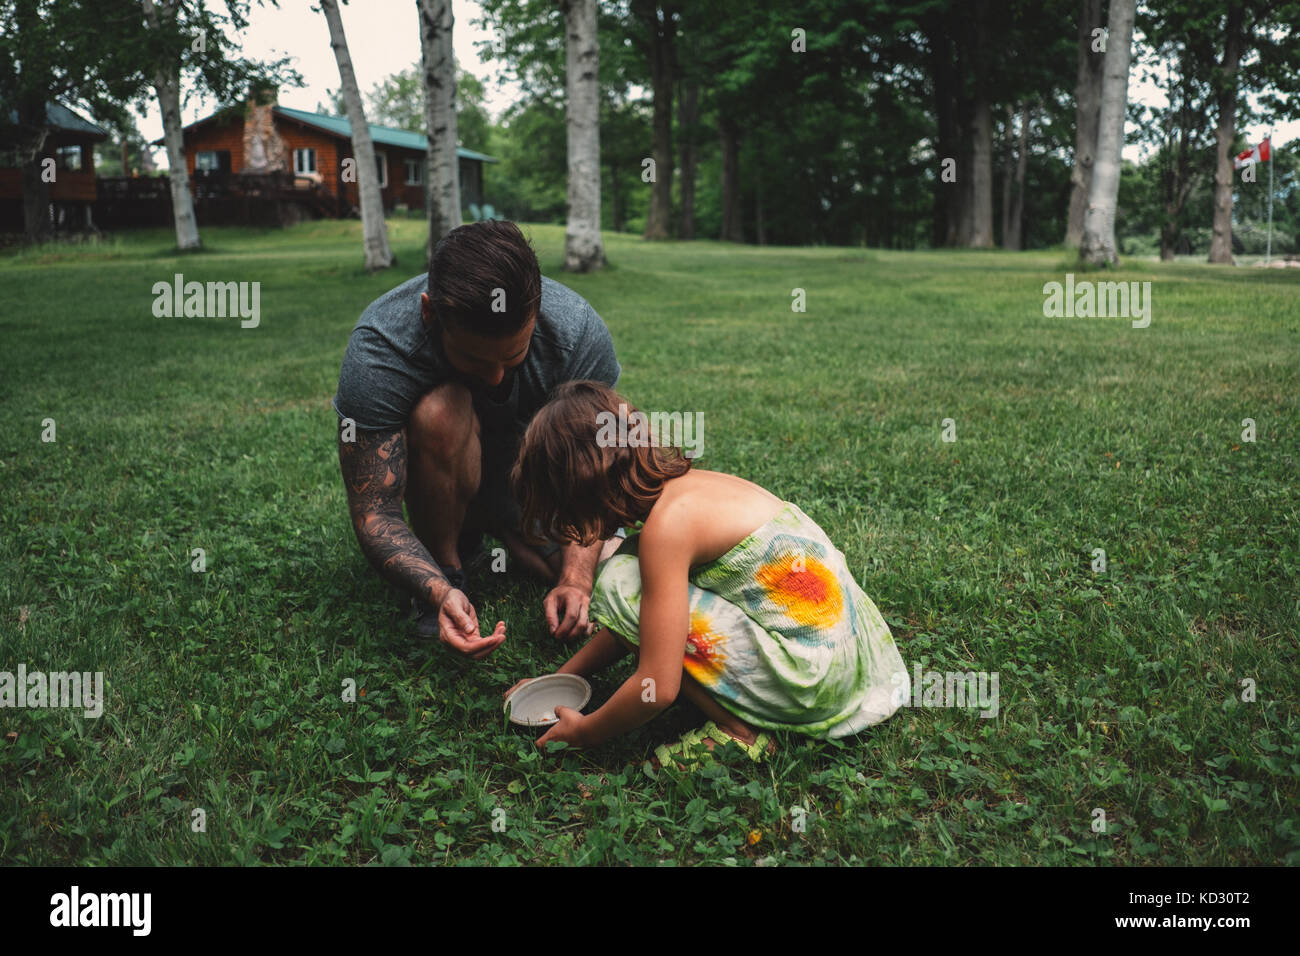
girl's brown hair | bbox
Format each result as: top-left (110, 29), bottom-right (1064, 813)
top-left (511, 381), bottom-right (692, 546)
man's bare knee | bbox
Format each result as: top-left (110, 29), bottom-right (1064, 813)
top-left (408, 382), bottom-right (478, 452)
top-left (406, 383), bottom-right (481, 521)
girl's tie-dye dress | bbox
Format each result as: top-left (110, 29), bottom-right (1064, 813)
top-left (589, 501), bottom-right (907, 739)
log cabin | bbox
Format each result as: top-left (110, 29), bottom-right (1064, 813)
top-left (169, 96), bottom-right (496, 219)
top-left (0, 102), bottom-right (109, 231)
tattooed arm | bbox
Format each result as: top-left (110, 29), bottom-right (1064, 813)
top-left (337, 426), bottom-right (452, 608)
top-left (338, 426), bottom-right (506, 658)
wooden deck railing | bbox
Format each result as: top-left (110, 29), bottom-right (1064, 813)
top-left (94, 172), bottom-right (347, 228)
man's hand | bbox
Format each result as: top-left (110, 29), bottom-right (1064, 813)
top-left (542, 537), bottom-right (609, 640)
top-left (536, 705), bottom-right (588, 749)
top-left (543, 583), bottom-right (593, 641)
top-left (437, 589), bottom-right (506, 659)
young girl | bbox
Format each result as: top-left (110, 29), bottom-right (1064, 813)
top-left (507, 381), bottom-right (907, 765)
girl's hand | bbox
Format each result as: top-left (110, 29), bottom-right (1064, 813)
top-left (503, 676), bottom-right (536, 700)
top-left (536, 706), bottom-right (588, 750)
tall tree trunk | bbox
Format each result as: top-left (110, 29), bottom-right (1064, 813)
top-left (952, 9), bottom-right (975, 246)
top-left (1006, 104), bottom-right (1031, 251)
top-left (323, 0), bottom-right (393, 273)
top-left (1001, 105), bottom-right (1015, 246)
top-left (562, 0), bottom-right (604, 271)
top-left (610, 157), bottom-right (623, 232)
top-left (20, 149), bottom-right (51, 242)
top-left (143, 0), bottom-right (201, 251)
top-left (677, 78), bottom-right (698, 240)
top-left (965, 0), bottom-right (994, 247)
top-left (1160, 219), bottom-right (1178, 260)
top-left (13, 0), bottom-right (50, 242)
top-left (966, 99), bottom-right (994, 246)
top-left (718, 116), bottom-right (743, 242)
top-left (1208, 1), bottom-right (1244, 264)
top-left (418, 0), bottom-right (462, 262)
top-left (1160, 71), bottom-right (1199, 262)
top-left (16, 97), bottom-right (51, 243)
top-left (641, 1), bottom-right (675, 239)
top-left (1066, 0), bottom-right (1104, 247)
top-left (1080, 0), bottom-right (1136, 267)
top-left (955, 129), bottom-right (975, 244)
top-left (928, 23), bottom-right (959, 247)
top-left (754, 138), bottom-right (765, 246)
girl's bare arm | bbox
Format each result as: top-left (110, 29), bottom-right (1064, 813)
top-left (556, 626), bottom-right (628, 678)
top-left (570, 514), bottom-right (693, 747)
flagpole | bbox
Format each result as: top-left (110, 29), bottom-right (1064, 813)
top-left (1266, 132), bottom-right (1273, 265)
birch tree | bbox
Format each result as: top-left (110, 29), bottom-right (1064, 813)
top-left (1066, 0), bottom-right (1105, 247)
top-left (321, 0), bottom-right (394, 272)
top-left (142, 1), bottom-right (296, 252)
top-left (561, 0), bottom-right (604, 271)
top-left (417, 0), bottom-right (461, 262)
top-left (141, 0), bottom-right (203, 250)
top-left (1080, 0), bottom-right (1136, 267)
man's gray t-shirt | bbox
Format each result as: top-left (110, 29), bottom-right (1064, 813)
top-left (333, 273), bottom-right (620, 435)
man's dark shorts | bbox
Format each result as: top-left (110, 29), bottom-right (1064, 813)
top-left (463, 390), bottom-right (561, 560)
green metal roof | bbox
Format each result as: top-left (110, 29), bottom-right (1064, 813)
top-left (4, 102), bottom-right (109, 139)
top-left (273, 105), bottom-right (496, 162)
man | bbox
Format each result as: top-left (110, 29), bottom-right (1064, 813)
top-left (333, 221), bottom-right (622, 659)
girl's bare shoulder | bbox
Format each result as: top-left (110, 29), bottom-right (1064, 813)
top-left (641, 470), bottom-right (784, 565)
top-left (655, 469), bottom-right (783, 507)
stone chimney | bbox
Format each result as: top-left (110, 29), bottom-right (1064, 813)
top-left (243, 87), bottom-right (287, 173)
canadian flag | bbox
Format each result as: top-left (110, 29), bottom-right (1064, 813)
top-left (1234, 137), bottom-right (1271, 168)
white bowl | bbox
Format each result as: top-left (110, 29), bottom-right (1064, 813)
top-left (504, 674), bottom-right (592, 727)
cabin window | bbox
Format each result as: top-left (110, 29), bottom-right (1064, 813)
top-left (404, 158), bottom-right (422, 186)
top-left (196, 150), bottom-right (231, 174)
top-left (294, 148), bottom-right (317, 175)
top-left (375, 152), bottom-right (388, 188)
top-left (56, 145), bottom-right (82, 171)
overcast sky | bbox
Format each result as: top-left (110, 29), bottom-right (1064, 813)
top-left (131, 0), bottom-right (1295, 169)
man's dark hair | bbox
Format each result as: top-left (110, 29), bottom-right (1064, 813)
top-left (428, 221), bottom-right (542, 337)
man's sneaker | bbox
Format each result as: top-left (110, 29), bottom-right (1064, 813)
top-left (411, 598), bottom-right (439, 639)
top-left (443, 565), bottom-right (469, 601)
top-left (458, 529), bottom-right (489, 575)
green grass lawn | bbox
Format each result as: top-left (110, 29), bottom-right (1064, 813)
top-left (1, 219), bottom-right (1297, 865)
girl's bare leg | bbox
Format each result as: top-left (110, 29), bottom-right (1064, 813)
top-left (505, 531), bottom-right (625, 585)
top-left (607, 629), bottom-right (770, 753)
top-left (675, 672), bottom-right (763, 748)
top-left (499, 527), bottom-right (558, 581)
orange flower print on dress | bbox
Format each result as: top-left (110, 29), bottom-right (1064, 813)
top-left (756, 552), bottom-right (844, 627)
top-left (683, 610), bottom-right (727, 687)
